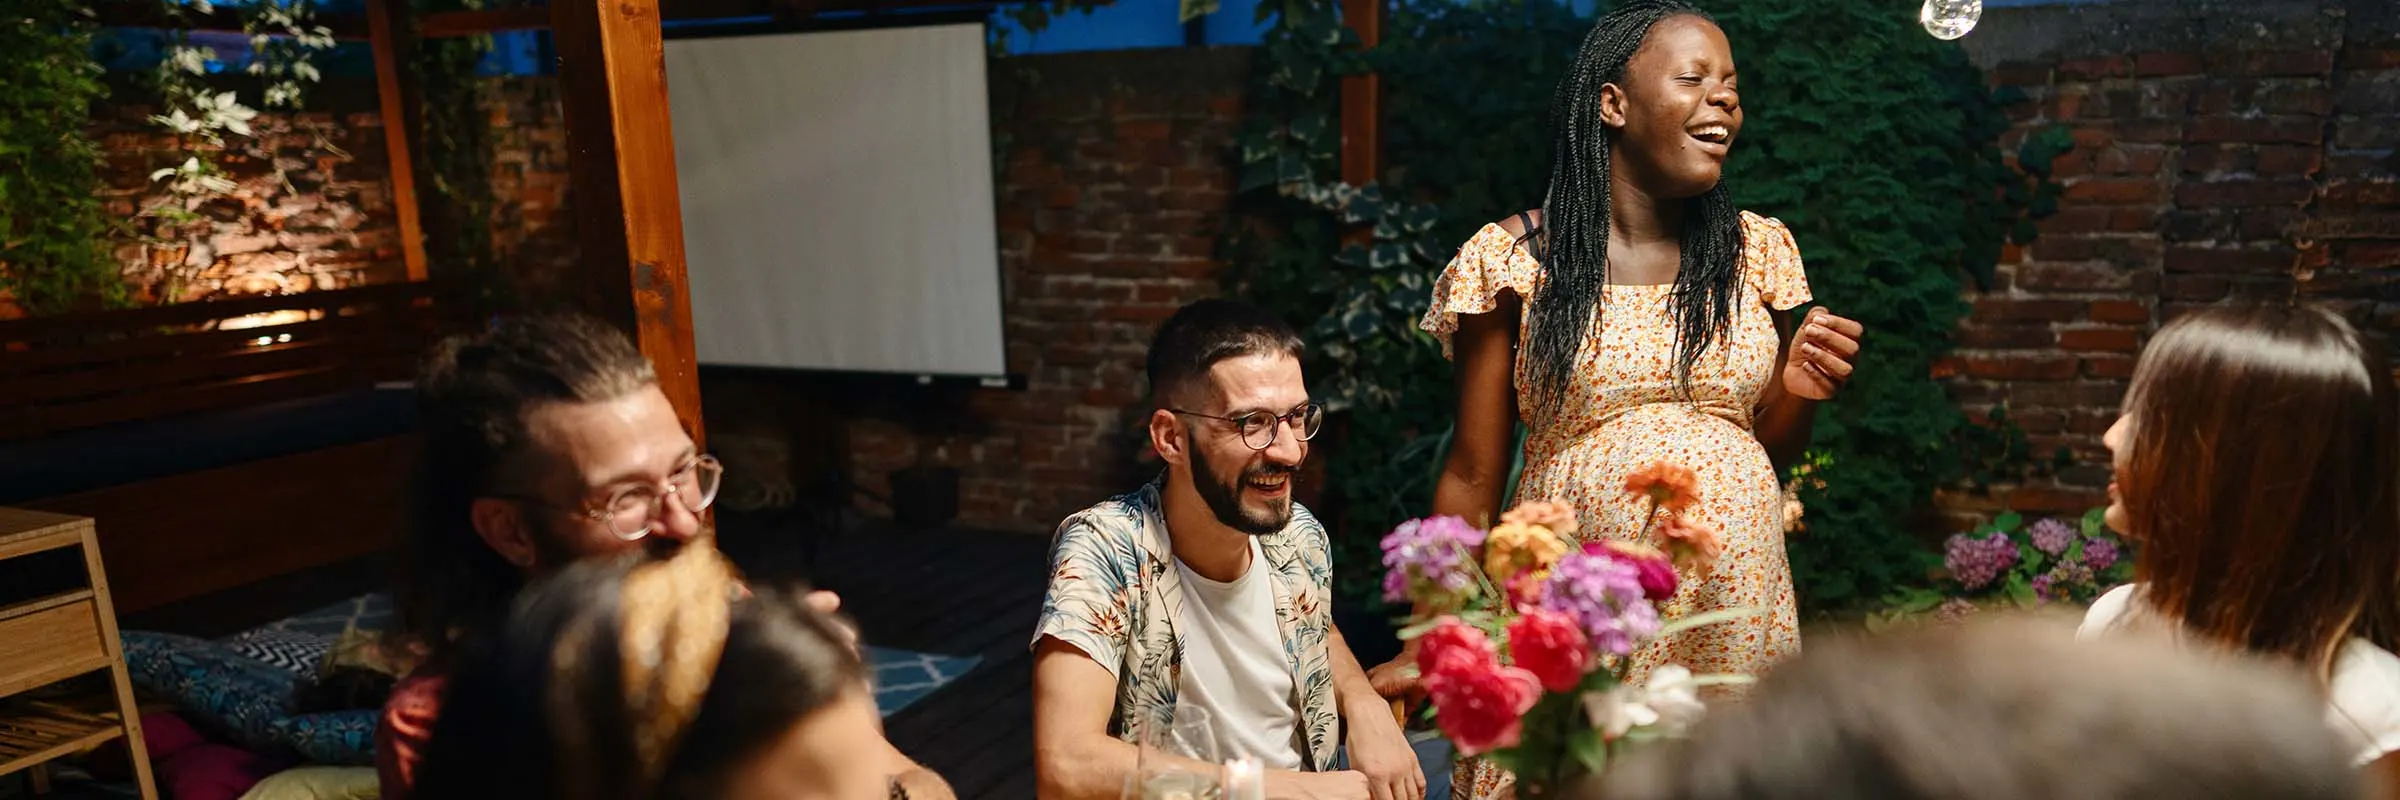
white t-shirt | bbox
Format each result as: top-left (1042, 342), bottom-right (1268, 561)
top-left (2079, 583), bottom-right (2400, 766)
top-left (1173, 537), bottom-right (1306, 770)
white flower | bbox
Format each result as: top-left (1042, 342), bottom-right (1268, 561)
top-left (169, 46), bottom-right (212, 75)
top-left (1641, 665), bottom-right (1708, 735)
top-left (152, 109), bottom-right (204, 134)
top-left (1584, 664), bottom-right (1710, 740)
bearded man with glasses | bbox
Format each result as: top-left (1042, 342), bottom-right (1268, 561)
top-left (376, 313), bottom-right (949, 799)
top-left (1032, 299), bottom-right (1424, 800)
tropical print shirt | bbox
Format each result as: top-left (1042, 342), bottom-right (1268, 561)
top-left (1031, 478), bottom-right (1339, 770)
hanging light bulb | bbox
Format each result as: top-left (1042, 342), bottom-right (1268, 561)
top-left (1921, 0), bottom-right (1982, 40)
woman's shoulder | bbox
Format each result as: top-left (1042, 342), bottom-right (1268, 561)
top-left (2075, 583), bottom-right (2144, 638)
top-left (1494, 209), bottom-right (1542, 240)
top-left (2329, 637), bottom-right (2400, 763)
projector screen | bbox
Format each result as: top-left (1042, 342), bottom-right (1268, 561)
top-left (663, 23), bottom-right (1008, 378)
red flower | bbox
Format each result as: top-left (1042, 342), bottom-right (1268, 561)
top-left (1587, 540), bottom-right (1678, 602)
top-left (1425, 662), bottom-right (1543, 756)
top-left (1506, 610), bottom-right (1593, 693)
top-left (1415, 618), bottom-right (1496, 680)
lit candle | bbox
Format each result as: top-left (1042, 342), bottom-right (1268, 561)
top-left (1222, 757), bottom-right (1263, 800)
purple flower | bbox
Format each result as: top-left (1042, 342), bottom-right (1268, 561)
top-left (1538, 550), bottom-right (1661, 657)
top-left (2031, 573), bottom-right (2055, 603)
top-left (2027, 518), bottom-right (2076, 556)
top-left (2083, 537), bottom-right (2120, 572)
top-left (1944, 531), bottom-right (2019, 590)
top-left (1381, 516), bottom-right (1488, 604)
top-left (2045, 558), bottom-right (2096, 600)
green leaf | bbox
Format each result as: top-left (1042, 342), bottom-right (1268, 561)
top-left (1568, 727), bottom-right (1607, 774)
top-left (1179, 0), bottom-right (1220, 23)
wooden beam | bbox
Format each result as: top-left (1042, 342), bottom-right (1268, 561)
top-left (550, 0), bottom-right (708, 446)
top-left (1339, 0), bottom-right (1383, 189)
top-left (364, 0), bottom-right (429, 282)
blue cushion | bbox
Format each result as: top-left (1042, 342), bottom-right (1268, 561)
top-left (119, 630), bottom-right (378, 765)
top-left (0, 386), bottom-right (416, 505)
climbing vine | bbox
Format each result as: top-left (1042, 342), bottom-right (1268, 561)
top-left (412, 0), bottom-right (504, 311)
top-left (141, 0), bottom-right (336, 301)
top-left (1227, 0), bottom-right (2066, 614)
top-left (0, 0), bottom-right (125, 316)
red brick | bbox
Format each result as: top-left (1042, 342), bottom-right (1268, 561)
top-left (2161, 274), bottom-right (2232, 301)
top-left (2058, 327), bottom-right (2142, 353)
top-left (2215, 51), bottom-right (2336, 78)
top-left (2013, 409), bottom-right (2068, 434)
top-left (2324, 179), bottom-right (2400, 209)
top-left (2173, 179), bottom-right (2316, 207)
top-left (2115, 119), bottom-right (2185, 144)
top-left (2341, 48), bottom-right (2400, 70)
top-left (2255, 145), bottom-right (2325, 176)
top-left (2063, 178), bottom-right (2163, 204)
top-left (2133, 52), bottom-right (2206, 77)
top-left (2165, 246), bottom-right (2294, 274)
top-left (2187, 116), bottom-right (2323, 145)
top-left (2057, 56), bottom-right (2130, 81)
top-left (2006, 485), bottom-right (2109, 513)
top-left (2084, 355), bottom-right (2139, 378)
top-left (2019, 263), bottom-right (2135, 291)
top-left (2092, 145), bottom-right (2167, 176)
top-left (2343, 243), bottom-right (2400, 269)
top-left (1961, 354), bottom-right (2080, 381)
top-left (2040, 208), bottom-right (2115, 235)
top-left (1956, 324), bottom-right (2058, 349)
top-left (1973, 298), bottom-right (2085, 323)
top-left (2088, 299), bottom-right (2150, 324)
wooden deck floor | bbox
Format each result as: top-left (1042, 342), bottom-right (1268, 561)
top-left (721, 509), bottom-right (1051, 800)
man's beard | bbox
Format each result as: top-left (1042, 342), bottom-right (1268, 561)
top-left (1187, 438), bottom-right (1295, 536)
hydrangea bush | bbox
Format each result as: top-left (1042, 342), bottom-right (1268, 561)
top-left (1871, 508), bottom-right (2132, 629)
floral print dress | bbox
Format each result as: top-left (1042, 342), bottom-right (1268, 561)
top-left (1420, 211), bottom-right (1812, 799)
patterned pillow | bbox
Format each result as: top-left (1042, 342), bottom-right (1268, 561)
top-left (226, 630), bottom-right (335, 677)
top-left (118, 631), bottom-right (379, 766)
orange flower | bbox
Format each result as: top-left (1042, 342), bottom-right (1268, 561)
top-left (1624, 462), bottom-right (1700, 513)
top-left (1484, 521), bottom-right (1571, 587)
top-left (1656, 516), bottom-right (1724, 576)
top-left (1500, 500), bottom-right (1580, 538)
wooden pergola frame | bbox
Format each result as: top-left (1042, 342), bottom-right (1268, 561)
top-left (96, 0), bottom-right (1388, 446)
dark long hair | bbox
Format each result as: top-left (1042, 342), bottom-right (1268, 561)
top-left (414, 547), bottom-right (864, 799)
top-left (1526, 0), bottom-right (1743, 409)
top-left (2118, 305), bottom-right (2400, 680)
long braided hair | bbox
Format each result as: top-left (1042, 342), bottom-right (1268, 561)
top-left (1524, 0), bottom-right (1745, 410)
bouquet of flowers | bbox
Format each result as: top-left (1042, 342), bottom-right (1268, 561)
top-left (1380, 462), bottom-right (1753, 793)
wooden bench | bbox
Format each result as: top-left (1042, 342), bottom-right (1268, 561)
top-left (0, 282), bottom-right (465, 614)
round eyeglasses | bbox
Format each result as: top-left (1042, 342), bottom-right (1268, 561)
top-left (1167, 403), bottom-right (1324, 451)
top-left (502, 455), bottom-right (725, 540)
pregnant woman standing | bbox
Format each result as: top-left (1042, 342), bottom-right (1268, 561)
top-left (1369, 2), bottom-right (1864, 795)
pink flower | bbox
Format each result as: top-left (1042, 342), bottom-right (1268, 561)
top-left (1415, 618), bottom-right (1496, 680)
top-left (1501, 500), bottom-right (1580, 538)
top-left (1425, 661), bottom-right (1543, 756)
top-left (1656, 516), bottom-right (1724, 575)
top-left (1591, 540), bottom-right (1678, 602)
top-left (1506, 610), bottom-right (1593, 692)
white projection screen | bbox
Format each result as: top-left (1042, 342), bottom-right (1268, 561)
top-left (663, 23), bottom-right (1008, 378)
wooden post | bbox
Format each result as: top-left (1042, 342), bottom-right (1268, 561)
top-left (364, 0), bottom-right (429, 282)
top-left (550, 0), bottom-right (708, 445)
top-left (1338, 0), bottom-right (1382, 189)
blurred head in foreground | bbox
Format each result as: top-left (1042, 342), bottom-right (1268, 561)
top-left (1597, 615), bottom-right (2363, 800)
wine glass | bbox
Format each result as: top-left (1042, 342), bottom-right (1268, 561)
top-left (1124, 704), bottom-right (1223, 800)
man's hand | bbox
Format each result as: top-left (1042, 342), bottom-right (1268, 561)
top-left (1365, 655), bottom-right (1422, 702)
top-left (802, 589), bottom-right (861, 654)
top-left (1345, 696), bottom-right (1426, 800)
top-left (1269, 769), bottom-right (1372, 800)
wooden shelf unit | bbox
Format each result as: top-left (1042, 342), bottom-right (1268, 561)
top-left (0, 509), bottom-right (156, 798)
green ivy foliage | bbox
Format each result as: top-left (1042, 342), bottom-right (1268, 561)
top-left (0, 0), bottom-right (127, 316)
top-left (411, 0), bottom-right (504, 312)
top-left (1228, 0), bottom-right (2060, 614)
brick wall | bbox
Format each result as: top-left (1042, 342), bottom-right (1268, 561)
top-left (1943, 0), bottom-right (2400, 523)
top-left (0, 76), bottom-right (576, 319)
top-left (837, 48), bottom-right (1250, 533)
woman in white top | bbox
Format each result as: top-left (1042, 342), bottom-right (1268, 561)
top-left (2076, 304), bottom-right (2400, 788)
